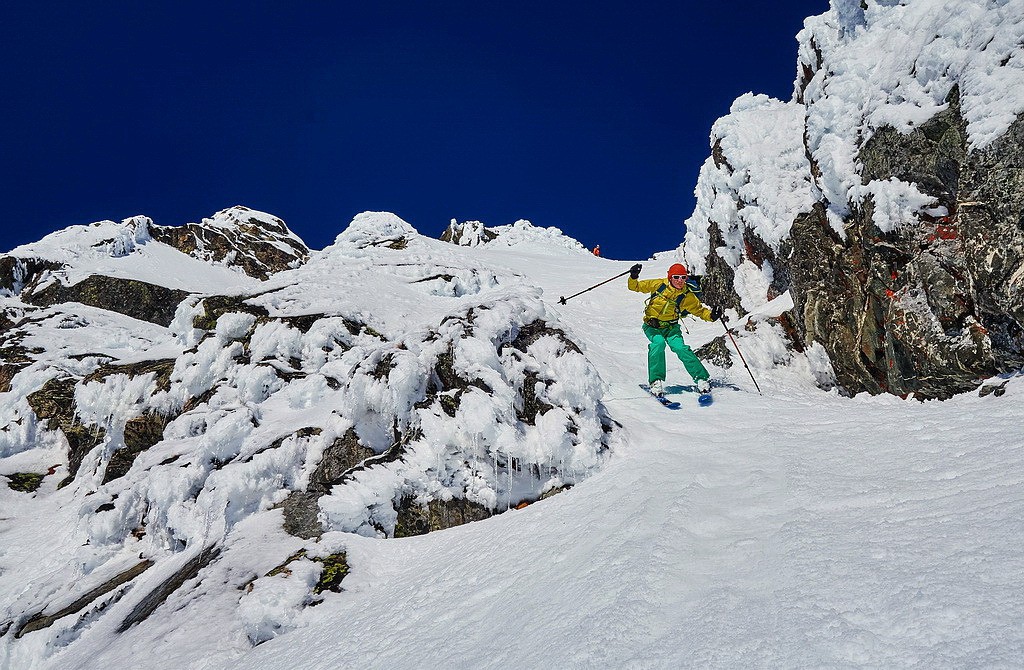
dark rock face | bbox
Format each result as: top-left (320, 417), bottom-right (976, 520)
top-left (279, 313), bottom-right (611, 539)
top-left (14, 560), bottom-right (153, 638)
top-left (24, 275), bottom-right (190, 327)
top-left (25, 377), bottom-right (106, 487)
top-left (281, 429), bottom-right (374, 539)
top-left (116, 546), bottom-right (220, 633)
top-left (150, 206), bottom-right (309, 280)
top-left (394, 495), bottom-right (493, 537)
top-left (0, 207), bottom-right (308, 335)
top-left (191, 293), bottom-right (271, 331)
top-left (103, 412), bottom-right (172, 484)
top-left (698, 221), bottom-right (744, 315)
top-left (83, 358), bottom-right (176, 392)
top-left (0, 340), bottom-right (33, 394)
top-left (0, 257), bottom-right (63, 295)
top-left (695, 336), bottom-right (733, 369)
top-left (18, 360), bottom-right (178, 490)
top-left (784, 91), bottom-right (1023, 398)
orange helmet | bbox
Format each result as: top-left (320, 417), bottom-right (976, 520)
top-left (667, 263), bottom-right (687, 278)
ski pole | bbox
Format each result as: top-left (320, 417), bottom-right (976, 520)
top-left (721, 317), bottom-right (762, 395)
top-left (559, 269), bottom-right (631, 305)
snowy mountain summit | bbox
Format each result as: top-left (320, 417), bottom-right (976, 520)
top-left (441, 217), bottom-right (587, 252)
top-left (0, 208), bottom-right (616, 664)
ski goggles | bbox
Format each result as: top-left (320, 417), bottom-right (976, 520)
top-left (670, 274), bottom-right (687, 280)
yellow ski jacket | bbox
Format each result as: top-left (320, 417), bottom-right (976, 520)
top-left (628, 277), bottom-right (713, 325)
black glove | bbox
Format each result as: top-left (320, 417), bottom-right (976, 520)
top-left (710, 306), bottom-right (726, 321)
top-left (629, 263), bottom-right (642, 279)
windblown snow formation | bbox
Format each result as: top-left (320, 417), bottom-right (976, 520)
top-left (0, 208), bottom-right (615, 659)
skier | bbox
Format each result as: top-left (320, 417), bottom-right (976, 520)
top-left (592, 244), bottom-right (601, 257)
top-left (628, 262), bottom-right (723, 397)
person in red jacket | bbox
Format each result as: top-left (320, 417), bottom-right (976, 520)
top-left (627, 262), bottom-right (723, 397)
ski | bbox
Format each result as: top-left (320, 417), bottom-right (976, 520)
top-left (695, 381), bottom-right (714, 407)
top-left (639, 384), bottom-right (681, 410)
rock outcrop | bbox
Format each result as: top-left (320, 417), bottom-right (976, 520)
top-left (149, 206), bottom-right (309, 280)
top-left (440, 219), bottom-right (498, 246)
top-left (682, 2), bottom-right (1024, 399)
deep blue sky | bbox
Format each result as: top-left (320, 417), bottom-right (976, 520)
top-left (1, 1), bottom-right (828, 260)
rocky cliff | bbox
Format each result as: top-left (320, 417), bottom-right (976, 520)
top-left (682, 0), bottom-right (1024, 399)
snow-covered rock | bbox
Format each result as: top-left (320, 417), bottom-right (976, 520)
top-left (682, 0), bottom-right (1024, 399)
top-left (0, 209), bottom-right (616, 663)
top-left (149, 206), bottom-right (310, 281)
top-left (439, 218), bottom-right (588, 254)
top-left (0, 207), bottom-right (304, 331)
top-left (439, 219), bottom-right (497, 247)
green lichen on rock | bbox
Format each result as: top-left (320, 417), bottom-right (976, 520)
top-left (266, 550), bottom-right (308, 577)
top-left (360, 324), bottom-right (385, 339)
top-left (437, 390), bottom-right (462, 417)
top-left (264, 549), bottom-right (349, 595)
top-left (312, 553), bottom-right (349, 594)
top-left (7, 472), bottom-right (44, 493)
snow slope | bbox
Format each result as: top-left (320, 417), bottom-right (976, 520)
top-left (3, 213), bottom-right (1021, 669)
top-left (229, 250), bottom-right (1024, 670)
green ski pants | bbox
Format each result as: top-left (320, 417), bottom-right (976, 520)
top-left (642, 322), bottom-right (709, 384)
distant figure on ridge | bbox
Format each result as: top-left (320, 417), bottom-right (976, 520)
top-left (627, 262), bottom-right (724, 402)
top-left (592, 245), bottom-right (601, 257)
